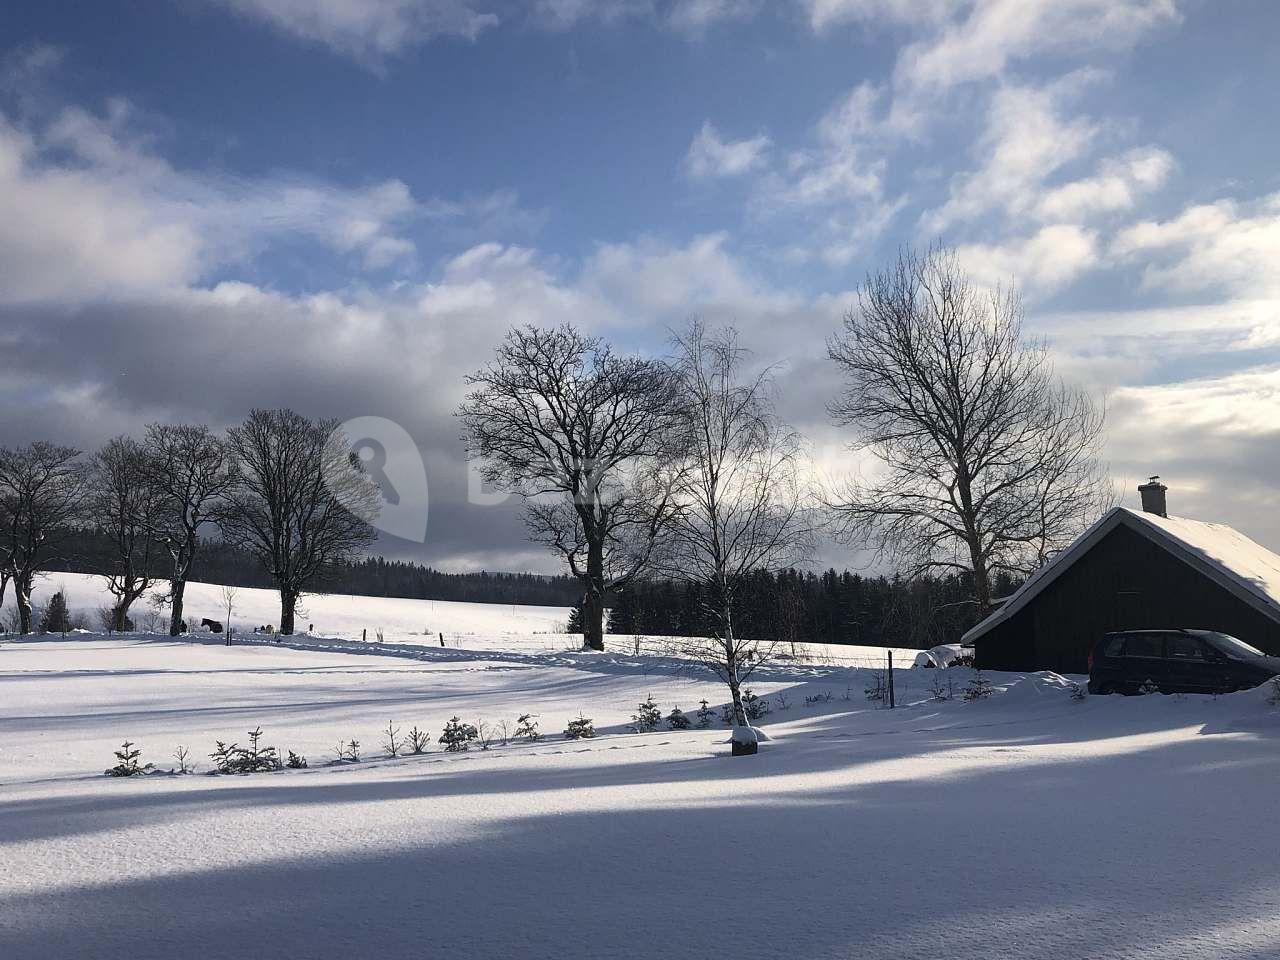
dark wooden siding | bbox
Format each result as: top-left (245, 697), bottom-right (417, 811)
top-left (975, 523), bottom-right (1280, 673)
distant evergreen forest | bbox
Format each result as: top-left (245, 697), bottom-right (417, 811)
top-left (43, 529), bottom-right (583, 607)
top-left (608, 568), bottom-right (1022, 650)
top-left (45, 529), bottom-right (1018, 647)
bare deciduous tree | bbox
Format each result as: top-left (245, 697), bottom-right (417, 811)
top-left (0, 443), bottom-right (88, 634)
top-left (220, 583), bottom-right (237, 646)
top-left (93, 437), bottom-right (162, 632)
top-left (222, 409), bottom-right (379, 634)
top-left (459, 325), bottom-right (685, 651)
top-left (827, 245), bottom-right (1110, 615)
top-left (660, 321), bottom-right (816, 726)
top-left (143, 423), bottom-right (238, 636)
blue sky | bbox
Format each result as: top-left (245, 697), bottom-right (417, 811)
top-left (3, 0), bottom-right (1280, 570)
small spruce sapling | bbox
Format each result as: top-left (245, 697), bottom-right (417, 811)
top-left (1137, 678), bottom-right (1161, 696)
top-left (106, 740), bottom-right (152, 777)
top-left (695, 699), bottom-right (715, 728)
top-left (1069, 681), bottom-right (1087, 702)
top-left (513, 714), bottom-right (541, 741)
top-left (665, 706), bottom-right (690, 730)
top-left (407, 725), bottom-right (431, 754)
top-left (631, 694), bottom-right (661, 733)
top-left (564, 715), bottom-right (595, 739)
top-left (286, 750), bottom-right (308, 769)
top-left (439, 717), bottom-right (478, 752)
top-left (743, 688), bottom-right (770, 721)
top-left (963, 672), bottom-right (994, 701)
top-left (382, 721), bottom-right (404, 758)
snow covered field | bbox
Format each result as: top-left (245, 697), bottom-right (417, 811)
top-left (5, 626), bottom-right (1280, 959)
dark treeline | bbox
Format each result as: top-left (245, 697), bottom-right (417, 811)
top-left (44, 528), bottom-right (583, 607)
top-left (609, 568), bottom-right (1022, 650)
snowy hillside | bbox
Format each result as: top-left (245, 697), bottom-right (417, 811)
top-left (7, 572), bottom-right (576, 650)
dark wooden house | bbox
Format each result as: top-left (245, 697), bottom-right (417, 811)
top-left (968, 482), bottom-right (1280, 673)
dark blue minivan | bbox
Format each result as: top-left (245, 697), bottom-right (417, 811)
top-left (1088, 629), bottom-right (1280, 695)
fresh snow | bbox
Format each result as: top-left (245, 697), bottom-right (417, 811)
top-left (5, 617), bottom-right (1280, 959)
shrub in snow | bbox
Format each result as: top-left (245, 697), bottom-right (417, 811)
top-left (382, 722), bottom-right (403, 758)
top-left (865, 671), bottom-right (888, 702)
top-left (439, 717), bottom-right (478, 752)
top-left (743, 689), bottom-right (770, 721)
top-left (963, 672), bottom-right (993, 702)
top-left (1137, 678), bottom-right (1161, 696)
top-left (1069, 681), bottom-right (1087, 702)
top-left (804, 691), bottom-right (833, 706)
top-left (286, 750), bottom-right (308, 769)
top-left (211, 728), bottom-right (283, 774)
top-left (631, 694), bottom-right (661, 733)
top-left (666, 706), bottom-right (690, 730)
top-left (695, 699), bottom-right (715, 728)
top-left (105, 740), bottom-right (152, 777)
top-left (950, 653), bottom-right (975, 668)
top-left (332, 740), bottom-right (361, 763)
top-left (475, 720), bottom-right (497, 750)
top-left (774, 692), bottom-right (791, 711)
top-left (927, 673), bottom-right (951, 701)
top-left (513, 714), bottom-right (541, 741)
top-left (173, 745), bottom-right (195, 775)
top-left (720, 702), bottom-right (735, 726)
top-left (407, 725), bottom-right (431, 754)
top-left (564, 715), bottom-right (595, 739)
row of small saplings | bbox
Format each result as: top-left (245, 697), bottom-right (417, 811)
top-left (101, 692), bottom-right (755, 778)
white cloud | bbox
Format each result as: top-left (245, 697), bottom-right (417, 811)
top-left (956, 224), bottom-right (1099, 295)
top-left (1036, 147), bottom-right (1174, 222)
top-left (684, 121), bottom-right (772, 178)
top-left (895, 0), bottom-right (1179, 92)
top-left (1112, 193), bottom-right (1280, 297)
top-left (804, 0), bottom-right (959, 33)
top-left (218, 0), bottom-right (500, 60)
top-left (667, 0), bottom-right (759, 33)
top-left (0, 102), bottom-right (548, 301)
top-left (924, 76), bottom-right (1100, 232)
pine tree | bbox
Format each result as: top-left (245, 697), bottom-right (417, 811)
top-left (567, 598), bottom-right (584, 635)
top-left (630, 694), bottom-right (661, 733)
top-left (43, 589), bottom-right (72, 634)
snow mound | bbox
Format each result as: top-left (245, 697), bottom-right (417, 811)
top-left (999, 671), bottom-right (1077, 701)
top-left (725, 725), bottom-right (770, 744)
top-left (914, 644), bottom-right (964, 668)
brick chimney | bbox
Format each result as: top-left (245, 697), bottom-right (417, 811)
top-left (1138, 476), bottom-right (1167, 517)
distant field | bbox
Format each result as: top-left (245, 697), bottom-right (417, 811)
top-left (3, 572), bottom-right (922, 665)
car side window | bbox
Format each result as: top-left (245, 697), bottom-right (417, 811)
top-left (1100, 636), bottom-right (1125, 657)
top-left (1123, 634), bottom-right (1163, 658)
top-left (1165, 634), bottom-right (1204, 660)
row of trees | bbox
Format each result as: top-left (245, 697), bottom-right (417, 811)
top-left (0, 411), bottom-right (377, 636)
top-left (460, 246), bottom-right (1109, 723)
top-left (609, 567), bottom-right (1023, 650)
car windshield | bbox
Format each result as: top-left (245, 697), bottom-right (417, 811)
top-left (1205, 632), bottom-right (1267, 659)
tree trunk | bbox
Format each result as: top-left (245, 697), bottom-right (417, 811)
top-left (583, 536), bottom-right (605, 652)
top-left (968, 541), bottom-right (993, 617)
top-left (169, 578), bottom-right (186, 636)
top-left (111, 600), bottom-right (130, 633)
top-left (16, 578), bottom-right (33, 635)
top-left (726, 648), bottom-right (747, 727)
top-left (280, 589), bottom-right (298, 636)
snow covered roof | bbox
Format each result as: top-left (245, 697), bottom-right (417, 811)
top-left (963, 507), bottom-right (1280, 644)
